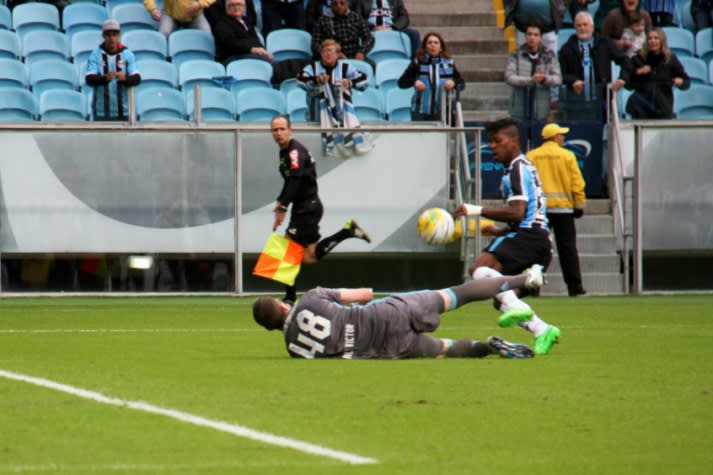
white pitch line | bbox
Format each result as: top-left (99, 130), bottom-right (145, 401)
top-left (0, 369), bottom-right (378, 466)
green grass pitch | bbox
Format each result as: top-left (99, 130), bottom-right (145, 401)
top-left (1, 295), bottom-right (712, 474)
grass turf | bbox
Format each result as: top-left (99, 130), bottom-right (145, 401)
top-left (1, 295), bottom-right (712, 474)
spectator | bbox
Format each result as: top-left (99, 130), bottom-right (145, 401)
top-left (690, 0), bottom-right (713, 31)
top-left (568, 0), bottom-right (597, 26)
top-left (261, 0), bottom-right (306, 37)
top-left (601, 0), bottom-right (653, 51)
top-left (306, 0), bottom-right (332, 34)
top-left (594, 0), bottom-right (623, 30)
top-left (353, 0), bottom-right (420, 60)
top-left (620, 11), bottom-right (647, 57)
top-left (397, 32), bottom-right (465, 121)
top-left (642, 0), bottom-right (677, 27)
top-left (205, 0), bottom-right (258, 31)
top-left (311, 0), bottom-right (375, 66)
top-left (213, 0), bottom-right (272, 65)
top-left (85, 19), bottom-right (141, 121)
top-left (298, 39), bottom-right (372, 156)
top-left (559, 11), bottom-right (631, 119)
top-left (505, 22), bottom-right (562, 121)
top-left (527, 123), bottom-right (587, 297)
top-left (625, 27), bottom-right (690, 118)
top-left (144, 0), bottom-right (215, 38)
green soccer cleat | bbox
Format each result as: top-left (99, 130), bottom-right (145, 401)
top-left (498, 308), bottom-right (534, 328)
top-left (534, 325), bottom-right (561, 355)
top-left (344, 219), bottom-right (371, 243)
top-left (487, 336), bottom-right (534, 358)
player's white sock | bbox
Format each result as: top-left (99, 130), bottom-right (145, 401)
top-left (472, 266), bottom-right (548, 337)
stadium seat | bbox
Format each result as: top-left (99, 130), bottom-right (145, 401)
top-left (265, 28), bottom-right (312, 62)
top-left (0, 57), bottom-right (28, 89)
top-left (12, 3), bottom-right (60, 41)
top-left (710, 58), bottom-right (713, 85)
top-left (375, 58), bottom-right (410, 94)
top-left (285, 87), bottom-right (308, 122)
top-left (679, 56), bottom-right (708, 84)
top-left (107, 0), bottom-right (153, 13)
top-left (662, 27), bottom-right (695, 57)
top-left (279, 77), bottom-right (300, 96)
top-left (674, 84), bottom-right (713, 118)
top-left (186, 87), bottom-right (236, 121)
top-left (558, 28), bottom-right (575, 51)
top-left (695, 27), bottom-right (713, 64)
top-left (135, 59), bottom-right (178, 92)
top-left (352, 88), bottom-right (384, 121)
top-left (22, 30), bottom-right (70, 65)
top-left (615, 87), bottom-right (633, 118)
top-left (122, 29), bottom-right (168, 62)
top-left (0, 29), bottom-right (19, 59)
top-left (385, 87), bottom-right (414, 121)
top-left (168, 29), bottom-right (215, 67)
top-left (137, 86), bottom-right (186, 121)
top-left (61, 3), bottom-right (106, 42)
top-left (178, 59), bottom-right (225, 96)
top-left (368, 30), bottom-right (411, 63)
top-left (679, 0), bottom-right (696, 31)
top-left (236, 87), bottom-right (285, 121)
top-left (338, 58), bottom-right (376, 88)
top-left (111, 3), bottom-right (159, 32)
top-left (71, 29), bottom-right (103, 66)
top-left (226, 58), bottom-right (272, 95)
top-left (0, 5), bottom-right (11, 30)
top-left (29, 59), bottom-right (79, 100)
top-left (39, 89), bottom-right (87, 121)
top-left (0, 88), bottom-right (36, 121)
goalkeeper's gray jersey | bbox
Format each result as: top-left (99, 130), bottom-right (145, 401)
top-left (283, 287), bottom-right (441, 359)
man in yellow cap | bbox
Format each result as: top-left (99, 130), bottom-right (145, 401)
top-left (527, 123), bottom-right (587, 296)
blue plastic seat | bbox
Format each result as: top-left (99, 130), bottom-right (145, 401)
top-left (111, 3), bottom-right (158, 32)
top-left (169, 29), bottom-right (215, 67)
top-left (558, 28), bottom-right (575, 51)
top-left (368, 30), bottom-right (411, 63)
top-left (678, 56), bottom-right (708, 84)
top-left (236, 87), bottom-right (285, 121)
top-left (662, 27), bottom-right (695, 57)
top-left (0, 29), bottom-right (19, 59)
top-left (674, 84), bottom-right (713, 118)
top-left (0, 5), bottom-right (11, 30)
top-left (186, 87), bottom-right (236, 121)
top-left (375, 58), bottom-right (410, 94)
top-left (679, 0), bottom-right (696, 31)
top-left (71, 29), bottom-right (103, 66)
top-left (351, 87), bottom-right (384, 121)
top-left (0, 57), bottom-right (28, 89)
top-left (279, 77), bottom-right (300, 96)
top-left (178, 59), bottom-right (225, 96)
top-left (695, 27), bottom-right (713, 65)
top-left (616, 87), bottom-right (633, 118)
top-left (29, 59), bottom-right (79, 100)
top-left (137, 87), bottom-right (186, 121)
top-left (12, 3), bottom-right (60, 41)
top-left (226, 58), bottom-right (272, 95)
top-left (62, 3), bottom-right (106, 42)
top-left (39, 89), bottom-right (87, 121)
top-left (339, 58), bottom-right (375, 88)
top-left (285, 87), bottom-right (308, 122)
top-left (121, 29), bottom-right (167, 62)
top-left (0, 88), bottom-right (36, 121)
top-left (22, 30), bottom-right (70, 65)
top-left (136, 59), bottom-right (178, 92)
top-left (385, 87), bottom-right (414, 122)
top-left (265, 28), bottom-right (312, 62)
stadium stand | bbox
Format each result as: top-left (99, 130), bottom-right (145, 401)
top-left (674, 84), bottom-right (713, 118)
top-left (375, 58), bottom-right (410, 94)
top-left (679, 56), bottom-right (709, 84)
top-left (121, 29), bottom-right (168, 62)
top-left (137, 87), bottom-right (187, 121)
top-left (339, 58), bottom-right (375, 88)
top-left (29, 59), bottom-right (79, 100)
top-left (236, 87), bottom-right (285, 121)
top-left (111, 3), bottom-right (159, 32)
top-left (22, 30), bottom-right (70, 66)
top-left (12, 3), bottom-right (60, 41)
top-left (279, 77), bottom-right (301, 96)
top-left (0, 88), bottom-right (36, 121)
top-left (695, 27), bottom-right (713, 64)
top-left (352, 87), bottom-right (385, 121)
top-left (385, 87), bottom-right (414, 122)
top-left (135, 59), bottom-right (179, 92)
top-left (368, 30), bottom-right (411, 63)
top-left (285, 87), bottom-right (308, 122)
top-left (186, 87), bottom-right (236, 121)
top-left (61, 3), bottom-right (107, 42)
top-left (663, 27), bottom-right (695, 57)
top-left (0, 4), bottom-right (11, 30)
top-left (0, 29), bottom-right (19, 59)
top-left (0, 57), bottom-right (28, 89)
top-left (226, 58), bottom-right (273, 95)
top-left (71, 30), bottom-right (103, 66)
top-left (39, 89), bottom-right (87, 121)
top-left (168, 29), bottom-right (216, 67)
top-left (178, 59), bottom-right (226, 96)
top-left (265, 28), bottom-right (312, 62)
top-left (558, 28), bottom-right (575, 51)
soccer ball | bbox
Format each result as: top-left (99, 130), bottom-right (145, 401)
top-left (417, 208), bottom-right (455, 246)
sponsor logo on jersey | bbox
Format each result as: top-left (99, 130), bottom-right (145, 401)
top-left (342, 323), bottom-right (355, 359)
top-left (289, 149), bottom-right (300, 171)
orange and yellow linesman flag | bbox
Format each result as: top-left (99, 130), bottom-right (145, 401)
top-left (252, 232), bottom-right (304, 286)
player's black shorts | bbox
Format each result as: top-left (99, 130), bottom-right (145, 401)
top-left (286, 198), bottom-right (324, 246)
top-left (483, 228), bottom-right (552, 275)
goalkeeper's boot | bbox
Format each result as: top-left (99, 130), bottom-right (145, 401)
top-left (487, 336), bottom-right (534, 359)
top-left (524, 264), bottom-right (545, 289)
top-left (534, 325), bottom-right (561, 355)
top-left (345, 219), bottom-right (371, 243)
top-left (498, 308), bottom-right (534, 328)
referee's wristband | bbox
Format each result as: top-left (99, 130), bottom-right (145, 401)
top-left (463, 204), bottom-right (483, 216)
top-left (276, 205), bottom-right (288, 213)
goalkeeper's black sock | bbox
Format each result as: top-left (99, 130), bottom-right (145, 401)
top-left (315, 229), bottom-right (351, 260)
top-left (445, 339), bottom-right (491, 358)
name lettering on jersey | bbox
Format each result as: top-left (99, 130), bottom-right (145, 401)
top-left (342, 323), bottom-right (355, 359)
top-left (289, 149), bottom-right (300, 171)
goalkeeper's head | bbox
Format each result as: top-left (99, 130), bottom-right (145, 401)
top-left (253, 297), bottom-right (290, 331)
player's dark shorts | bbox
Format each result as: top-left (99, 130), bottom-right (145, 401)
top-left (286, 198), bottom-right (324, 246)
top-left (483, 227), bottom-right (552, 275)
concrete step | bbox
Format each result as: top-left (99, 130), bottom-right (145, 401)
top-left (572, 234), bottom-right (617, 254)
top-left (413, 26), bottom-right (508, 55)
top-left (407, 0), bottom-right (496, 13)
top-left (575, 214), bottom-right (614, 234)
top-left (541, 272), bottom-right (624, 295)
top-left (411, 13), bottom-right (497, 27)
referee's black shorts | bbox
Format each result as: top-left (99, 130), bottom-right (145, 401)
top-left (483, 228), bottom-right (552, 275)
top-left (286, 198), bottom-right (324, 246)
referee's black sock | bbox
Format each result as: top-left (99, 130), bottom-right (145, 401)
top-left (284, 284), bottom-right (297, 304)
top-left (315, 229), bottom-right (351, 260)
